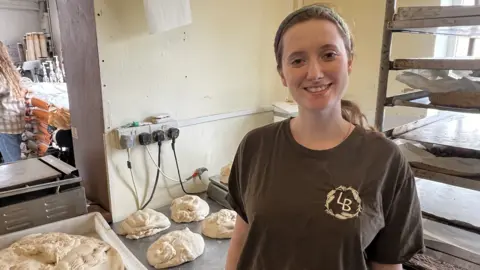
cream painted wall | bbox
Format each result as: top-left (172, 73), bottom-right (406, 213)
top-left (303, 0), bottom-right (441, 129)
top-left (94, 0), bottom-right (292, 221)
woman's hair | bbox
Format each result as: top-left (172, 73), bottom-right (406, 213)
top-left (274, 4), bottom-right (374, 131)
top-left (0, 41), bottom-right (22, 98)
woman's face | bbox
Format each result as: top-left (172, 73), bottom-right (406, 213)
top-left (279, 19), bottom-right (352, 112)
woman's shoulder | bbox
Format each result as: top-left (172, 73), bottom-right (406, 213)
top-left (236, 120), bottom-right (286, 153)
top-left (356, 128), bottom-right (405, 163)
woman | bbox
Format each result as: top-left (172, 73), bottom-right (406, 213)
top-left (0, 41), bottom-right (25, 163)
top-left (226, 4), bottom-right (423, 270)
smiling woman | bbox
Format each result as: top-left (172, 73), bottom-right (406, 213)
top-left (225, 4), bottom-right (424, 270)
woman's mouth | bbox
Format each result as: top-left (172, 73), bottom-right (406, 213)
top-left (304, 83), bottom-right (332, 94)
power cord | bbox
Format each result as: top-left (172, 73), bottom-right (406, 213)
top-left (145, 145), bottom-right (188, 183)
top-left (120, 135), bottom-right (140, 210)
top-left (141, 130), bottom-right (164, 210)
top-left (168, 128), bottom-right (205, 195)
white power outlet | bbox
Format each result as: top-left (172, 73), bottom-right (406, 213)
top-left (113, 115), bottom-right (178, 149)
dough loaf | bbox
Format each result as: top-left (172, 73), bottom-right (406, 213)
top-left (170, 195), bottom-right (209, 223)
top-left (0, 232), bottom-right (123, 270)
top-left (201, 209), bottom-right (236, 239)
top-left (118, 208), bottom-right (171, 239)
top-left (147, 228), bottom-right (204, 269)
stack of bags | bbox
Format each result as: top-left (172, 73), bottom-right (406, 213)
top-left (21, 81), bottom-right (71, 158)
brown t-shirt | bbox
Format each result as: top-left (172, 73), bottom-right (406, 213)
top-left (227, 119), bottom-right (424, 270)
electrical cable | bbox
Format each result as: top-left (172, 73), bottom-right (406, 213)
top-left (145, 145), bottom-right (188, 183)
top-left (126, 148), bottom-right (140, 210)
top-left (171, 137), bottom-right (204, 195)
top-left (141, 141), bottom-right (162, 210)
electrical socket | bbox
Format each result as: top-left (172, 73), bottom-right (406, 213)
top-left (113, 115), bottom-right (178, 149)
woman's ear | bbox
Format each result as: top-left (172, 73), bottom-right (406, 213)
top-left (348, 57), bottom-right (353, 74)
top-left (278, 68), bottom-right (287, 87)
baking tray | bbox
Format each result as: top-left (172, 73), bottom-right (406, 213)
top-left (0, 212), bottom-right (145, 269)
top-left (395, 113), bottom-right (480, 152)
top-left (112, 196), bottom-right (230, 270)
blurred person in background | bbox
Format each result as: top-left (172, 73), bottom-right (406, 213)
top-left (0, 41), bottom-right (26, 163)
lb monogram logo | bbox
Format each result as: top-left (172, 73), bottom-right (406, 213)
top-left (325, 186), bottom-right (362, 220)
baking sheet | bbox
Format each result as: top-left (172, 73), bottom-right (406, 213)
top-left (397, 114), bottom-right (480, 151)
top-left (0, 212), bottom-right (144, 269)
top-left (416, 178), bottom-right (480, 230)
top-left (112, 196), bottom-right (230, 270)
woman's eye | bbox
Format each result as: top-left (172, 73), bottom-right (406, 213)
top-left (323, 52), bottom-right (338, 61)
top-left (291, 59), bottom-right (305, 66)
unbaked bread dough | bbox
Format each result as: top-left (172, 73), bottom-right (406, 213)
top-left (201, 209), bottom-right (236, 239)
top-left (0, 232), bottom-right (123, 270)
top-left (118, 208), bottom-right (171, 239)
top-left (147, 228), bottom-right (204, 269)
top-left (170, 195), bottom-right (209, 223)
top-left (220, 163), bottom-right (232, 184)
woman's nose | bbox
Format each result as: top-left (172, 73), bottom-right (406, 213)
top-left (306, 60), bottom-right (325, 80)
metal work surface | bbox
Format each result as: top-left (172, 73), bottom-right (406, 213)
top-left (397, 114), bottom-right (480, 151)
top-left (112, 196), bottom-right (230, 270)
top-left (416, 178), bottom-right (480, 231)
top-left (393, 57), bottom-right (480, 70)
top-left (0, 158), bottom-right (61, 190)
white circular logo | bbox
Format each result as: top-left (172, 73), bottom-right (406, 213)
top-left (325, 186), bottom-right (362, 220)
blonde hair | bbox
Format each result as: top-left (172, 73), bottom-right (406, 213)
top-left (274, 4), bottom-right (375, 131)
top-left (0, 41), bottom-right (22, 99)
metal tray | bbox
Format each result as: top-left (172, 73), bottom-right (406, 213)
top-left (0, 212), bottom-right (144, 269)
top-left (112, 196), bottom-right (230, 270)
top-left (395, 113), bottom-right (480, 152)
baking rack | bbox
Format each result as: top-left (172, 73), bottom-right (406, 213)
top-left (374, 1), bottom-right (480, 268)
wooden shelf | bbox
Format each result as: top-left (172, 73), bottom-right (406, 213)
top-left (385, 91), bottom-right (480, 114)
top-left (392, 57), bottom-right (480, 70)
top-left (396, 6), bottom-right (480, 20)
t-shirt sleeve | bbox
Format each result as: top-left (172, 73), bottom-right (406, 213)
top-left (366, 153), bottom-right (425, 264)
top-left (226, 139), bottom-right (249, 223)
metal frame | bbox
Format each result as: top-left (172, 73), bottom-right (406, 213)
top-left (375, 0), bottom-right (480, 131)
top-left (374, 0), bottom-right (396, 130)
top-left (376, 1), bottom-right (480, 265)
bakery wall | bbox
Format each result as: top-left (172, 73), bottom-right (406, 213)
top-left (94, 0), bottom-right (446, 222)
top-left (94, 0), bottom-right (292, 222)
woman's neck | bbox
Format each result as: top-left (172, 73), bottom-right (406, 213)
top-left (290, 105), bottom-right (353, 151)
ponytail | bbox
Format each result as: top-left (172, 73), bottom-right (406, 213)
top-left (341, 99), bottom-right (376, 131)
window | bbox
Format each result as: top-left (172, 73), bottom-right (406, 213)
top-left (453, 0), bottom-right (480, 57)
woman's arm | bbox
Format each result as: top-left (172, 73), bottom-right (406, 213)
top-left (371, 262), bottom-right (403, 270)
top-left (225, 216), bottom-right (249, 270)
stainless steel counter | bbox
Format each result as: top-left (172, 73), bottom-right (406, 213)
top-left (111, 195), bottom-right (230, 270)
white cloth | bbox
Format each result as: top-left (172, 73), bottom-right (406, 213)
top-left (143, 0), bottom-right (192, 34)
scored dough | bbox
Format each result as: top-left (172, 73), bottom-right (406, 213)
top-left (118, 208), bottom-right (171, 239)
top-left (0, 232), bottom-right (123, 270)
top-left (170, 195), bottom-right (210, 223)
top-left (147, 228), bottom-right (205, 269)
top-left (201, 209), bottom-right (237, 239)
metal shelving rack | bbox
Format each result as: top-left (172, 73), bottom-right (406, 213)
top-left (374, 1), bottom-right (480, 267)
top-left (375, 3), bottom-right (480, 129)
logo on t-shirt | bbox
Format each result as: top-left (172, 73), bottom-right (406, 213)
top-left (325, 186), bottom-right (362, 220)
